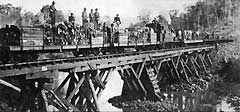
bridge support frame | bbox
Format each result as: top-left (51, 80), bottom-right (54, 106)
top-left (0, 46), bottom-right (215, 112)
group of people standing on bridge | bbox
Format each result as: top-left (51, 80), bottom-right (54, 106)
top-left (82, 8), bottom-right (100, 30)
top-left (174, 30), bottom-right (200, 41)
top-left (80, 8), bottom-right (122, 44)
top-left (174, 29), bottom-right (216, 41)
top-left (102, 14), bottom-right (122, 44)
top-left (47, 1), bottom-right (122, 45)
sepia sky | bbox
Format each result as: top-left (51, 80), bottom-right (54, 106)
top-left (0, 0), bottom-right (197, 18)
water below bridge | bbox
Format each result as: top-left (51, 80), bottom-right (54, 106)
top-left (97, 72), bottom-right (240, 112)
top-left (54, 70), bottom-right (240, 111)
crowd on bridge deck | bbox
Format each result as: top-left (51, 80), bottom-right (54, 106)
top-left (47, 1), bottom-right (122, 45)
top-left (173, 29), bottom-right (218, 41)
top-left (46, 1), bottom-right (218, 46)
top-left (149, 17), bottom-right (218, 42)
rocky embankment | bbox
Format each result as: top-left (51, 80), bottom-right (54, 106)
top-left (109, 96), bottom-right (178, 112)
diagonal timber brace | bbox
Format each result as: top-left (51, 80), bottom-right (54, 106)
top-left (170, 59), bottom-right (181, 80)
top-left (130, 66), bottom-right (147, 95)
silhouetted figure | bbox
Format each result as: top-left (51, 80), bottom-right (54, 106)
top-left (162, 30), bottom-right (166, 42)
top-left (49, 1), bottom-right (56, 26)
top-left (68, 13), bottom-right (75, 25)
top-left (113, 14), bottom-right (121, 25)
top-left (94, 8), bottom-right (100, 30)
top-left (102, 23), bottom-right (108, 44)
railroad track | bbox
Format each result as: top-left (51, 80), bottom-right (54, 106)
top-left (0, 45), bottom-right (212, 70)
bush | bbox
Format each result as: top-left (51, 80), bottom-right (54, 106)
top-left (211, 42), bottom-right (240, 82)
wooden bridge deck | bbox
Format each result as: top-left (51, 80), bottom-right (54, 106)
top-left (0, 45), bottom-right (213, 78)
top-left (0, 44), bottom-right (217, 112)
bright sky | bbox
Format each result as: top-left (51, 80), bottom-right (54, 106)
top-left (0, 0), bottom-right (197, 26)
top-left (0, 0), bottom-right (197, 17)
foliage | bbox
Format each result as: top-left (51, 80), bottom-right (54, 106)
top-left (170, 0), bottom-right (240, 31)
top-left (0, 3), bottom-right (22, 26)
top-left (137, 9), bottom-right (151, 24)
top-left (22, 11), bottom-right (34, 25)
top-left (211, 42), bottom-right (240, 82)
top-left (129, 9), bottom-right (168, 29)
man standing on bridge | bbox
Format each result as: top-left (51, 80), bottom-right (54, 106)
top-left (94, 8), bottom-right (100, 30)
top-left (82, 8), bottom-right (88, 28)
top-left (49, 1), bottom-right (57, 26)
top-left (152, 18), bottom-right (161, 42)
top-left (68, 13), bottom-right (76, 43)
top-left (113, 14), bottom-right (121, 26)
top-left (68, 13), bottom-right (75, 25)
top-left (102, 22), bottom-right (108, 44)
top-left (89, 9), bottom-right (95, 23)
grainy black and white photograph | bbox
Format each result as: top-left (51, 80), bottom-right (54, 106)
top-left (0, 0), bottom-right (238, 111)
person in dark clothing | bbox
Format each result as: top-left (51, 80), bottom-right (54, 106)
top-left (4, 25), bottom-right (9, 43)
top-left (113, 14), bottom-right (121, 25)
top-left (106, 26), bottom-right (112, 44)
top-left (152, 18), bottom-right (157, 32)
top-left (102, 23), bottom-right (108, 44)
top-left (68, 13), bottom-right (75, 25)
top-left (156, 23), bottom-right (162, 42)
top-left (146, 28), bottom-right (151, 42)
top-left (68, 13), bottom-right (76, 42)
top-left (94, 8), bottom-right (100, 30)
top-left (89, 9), bottom-right (94, 23)
top-left (151, 18), bottom-right (161, 42)
top-left (110, 24), bottom-right (115, 43)
top-left (162, 30), bottom-right (166, 42)
top-left (49, 1), bottom-right (56, 26)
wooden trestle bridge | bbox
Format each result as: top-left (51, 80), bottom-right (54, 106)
top-left (0, 45), bottom-right (219, 111)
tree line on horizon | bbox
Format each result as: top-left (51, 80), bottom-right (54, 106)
top-left (169, 0), bottom-right (240, 31)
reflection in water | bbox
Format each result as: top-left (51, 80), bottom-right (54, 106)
top-left (53, 71), bottom-right (240, 112)
top-left (161, 86), bottom-right (236, 112)
top-left (119, 82), bottom-right (239, 112)
top-left (98, 71), bottom-right (123, 111)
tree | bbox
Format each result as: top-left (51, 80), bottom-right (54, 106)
top-left (137, 9), bottom-right (151, 25)
top-left (22, 11), bottom-right (34, 25)
top-left (0, 3), bottom-right (22, 26)
top-left (169, 10), bottom-right (185, 30)
top-left (170, 0), bottom-right (240, 31)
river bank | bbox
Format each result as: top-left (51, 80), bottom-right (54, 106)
top-left (109, 75), bottom-right (240, 112)
top-left (108, 41), bottom-right (240, 112)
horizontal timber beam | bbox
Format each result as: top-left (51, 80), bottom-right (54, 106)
top-left (0, 46), bottom-right (214, 78)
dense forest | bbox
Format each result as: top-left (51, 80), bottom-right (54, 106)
top-left (170, 0), bottom-right (240, 31)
